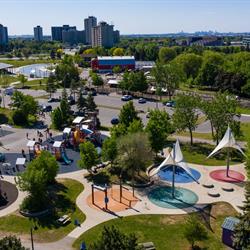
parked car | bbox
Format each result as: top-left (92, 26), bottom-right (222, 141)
top-left (138, 98), bottom-right (147, 104)
top-left (48, 97), bottom-right (60, 103)
top-left (165, 100), bottom-right (176, 107)
top-left (121, 95), bottom-right (133, 101)
top-left (42, 105), bottom-right (52, 112)
top-left (111, 117), bottom-right (119, 125)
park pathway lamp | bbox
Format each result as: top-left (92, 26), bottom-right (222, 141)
top-left (208, 126), bottom-right (245, 177)
top-left (150, 140), bottom-right (198, 198)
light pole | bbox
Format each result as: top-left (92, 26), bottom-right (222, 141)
top-left (30, 225), bottom-right (38, 250)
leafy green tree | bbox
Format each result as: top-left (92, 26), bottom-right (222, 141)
top-left (60, 88), bottom-right (71, 124)
top-left (77, 91), bottom-right (86, 112)
top-left (119, 101), bottom-right (140, 128)
top-left (116, 132), bottom-right (153, 195)
top-left (127, 119), bottom-right (144, 134)
top-left (152, 61), bottom-right (184, 100)
top-left (112, 65), bottom-right (122, 74)
top-left (201, 92), bottom-right (240, 144)
top-left (146, 110), bottom-right (172, 153)
top-left (0, 236), bottom-right (28, 250)
top-left (89, 226), bottom-right (139, 250)
top-left (51, 107), bottom-right (63, 130)
top-left (173, 94), bottom-right (200, 145)
top-left (112, 48), bottom-right (125, 56)
top-left (70, 79), bottom-right (80, 100)
top-left (91, 73), bottom-right (104, 88)
top-left (18, 74), bottom-right (27, 88)
top-left (78, 141), bottom-right (99, 172)
top-left (233, 142), bottom-right (250, 249)
top-left (184, 215), bottom-right (208, 250)
top-left (110, 123), bottom-right (127, 138)
top-left (86, 94), bottom-right (97, 111)
top-left (102, 137), bottom-right (117, 166)
top-left (46, 75), bottom-right (57, 98)
top-left (159, 47), bottom-right (177, 63)
top-left (174, 53), bottom-right (203, 79)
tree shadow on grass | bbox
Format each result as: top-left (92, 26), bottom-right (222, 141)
top-left (31, 182), bottom-right (76, 230)
top-left (0, 114), bottom-right (9, 124)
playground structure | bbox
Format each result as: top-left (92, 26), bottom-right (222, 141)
top-left (26, 140), bottom-right (44, 160)
top-left (88, 183), bottom-right (139, 212)
top-left (52, 141), bottom-right (72, 165)
top-left (15, 158), bottom-right (26, 172)
top-left (208, 127), bottom-right (245, 183)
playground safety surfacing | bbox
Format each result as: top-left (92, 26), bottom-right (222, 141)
top-left (87, 187), bottom-right (139, 213)
top-left (158, 165), bottom-right (201, 183)
top-left (148, 186), bottom-right (198, 209)
top-left (210, 169), bottom-right (245, 183)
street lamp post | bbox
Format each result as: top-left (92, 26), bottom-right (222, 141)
top-left (30, 225), bottom-right (38, 250)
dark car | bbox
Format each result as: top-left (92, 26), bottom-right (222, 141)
top-left (138, 98), bottom-right (147, 104)
top-left (42, 105), bottom-right (52, 112)
top-left (111, 117), bottom-right (119, 125)
top-left (121, 95), bottom-right (133, 101)
top-left (165, 100), bottom-right (176, 107)
top-left (48, 97), bottom-right (60, 103)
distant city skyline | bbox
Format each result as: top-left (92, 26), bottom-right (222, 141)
top-left (1, 0), bottom-right (250, 35)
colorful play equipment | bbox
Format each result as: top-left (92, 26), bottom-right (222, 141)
top-left (208, 126), bottom-right (245, 183)
top-left (150, 140), bottom-right (199, 198)
top-left (26, 140), bottom-right (43, 160)
top-left (52, 141), bottom-right (72, 165)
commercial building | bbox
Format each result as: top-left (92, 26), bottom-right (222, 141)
top-left (91, 56), bottom-right (135, 73)
top-left (84, 16), bottom-right (97, 45)
top-left (113, 30), bottom-right (120, 44)
top-left (91, 22), bottom-right (115, 48)
top-left (34, 25), bottom-right (43, 42)
top-left (51, 25), bottom-right (76, 41)
top-left (0, 24), bottom-right (8, 45)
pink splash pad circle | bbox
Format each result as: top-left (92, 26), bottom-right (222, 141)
top-left (210, 169), bottom-right (245, 183)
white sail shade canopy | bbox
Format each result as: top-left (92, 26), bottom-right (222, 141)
top-left (150, 140), bottom-right (197, 182)
top-left (208, 126), bottom-right (245, 158)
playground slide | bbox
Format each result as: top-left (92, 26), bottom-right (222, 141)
top-left (61, 152), bottom-right (71, 165)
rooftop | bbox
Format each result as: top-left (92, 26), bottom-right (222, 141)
top-left (97, 56), bottom-right (135, 60)
top-left (0, 63), bottom-right (13, 70)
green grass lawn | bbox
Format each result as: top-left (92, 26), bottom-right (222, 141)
top-left (73, 202), bottom-right (237, 250)
top-left (179, 142), bottom-right (244, 166)
top-left (14, 78), bottom-right (49, 90)
top-left (0, 178), bottom-right (85, 243)
top-left (237, 106), bottom-right (250, 115)
top-left (0, 74), bottom-right (18, 84)
top-left (0, 59), bottom-right (59, 68)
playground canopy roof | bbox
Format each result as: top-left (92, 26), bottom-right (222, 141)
top-left (63, 127), bottom-right (71, 134)
top-left (82, 119), bottom-right (92, 124)
top-left (150, 140), bottom-right (196, 181)
top-left (208, 126), bottom-right (245, 158)
top-left (73, 116), bottom-right (85, 124)
top-left (27, 140), bottom-right (36, 147)
top-left (53, 141), bottom-right (63, 148)
top-left (16, 158), bottom-right (26, 165)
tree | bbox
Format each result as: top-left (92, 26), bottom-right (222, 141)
top-left (110, 123), bottom-right (127, 139)
top-left (77, 91), bottom-right (86, 112)
top-left (46, 75), bottom-right (57, 98)
top-left (60, 88), bottom-right (71, 125)
top-left (112, 48), bottom-right (125, 56)
top-left (70, 79), bottom-right (80, 100)
top-left (184, 215), bottom-right (208, 250)
top-left (127, 119), bottom-right (144, 134)
top-left (89, 226), bottom-right (139, 250)
top-left (159, 47), bottom-right (177, 63)
top-left (119, 101), bottom-right (140, 128)
top-left (146, 110), bottom-right (172, 153)
top-left (112, 65), bottom-right (122, 74)
top-left (0, 235), bottom-right (28, 250)
top-left (152, 61), bottom-right (184, 100)
top-left (86, 94), bottom-right (97, 111)
top-left (78, 141), bottom-right (99, 172)
top-left (201, 92), bottom-right (240, 144)
top-left (233, 142), bottom-right (250, 249)
top-left (173, 94), bottom-right (200, 145)
top-left (91, 73), bottom-right (104, 88)
top-left (102, 137), bottom-right (117, 166)
top-left (116, 132), bottom-right (153, 195)
top-left (51, 107), bottom-right (63, 130)
top-left (18, 74), bottom-right (27, 88)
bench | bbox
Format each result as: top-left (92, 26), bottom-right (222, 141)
top-left (202, 183), bottom-right (214, 188)
top-left (139, 242), bottom-right (156, 250)
top-left (57, 215), bottom-right (71, 225)
top-left (222, 187), bottom-right (234, 192)
top-left (208, 191), bottom-right (220, 198)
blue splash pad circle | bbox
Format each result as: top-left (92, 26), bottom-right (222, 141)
top-left (148, 186), bottom-right (198, 209)
top-left (158, 165), bottom-right (201, 183)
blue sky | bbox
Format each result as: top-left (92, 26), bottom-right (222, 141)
top-left (0, 0), bottom-right (250, 35)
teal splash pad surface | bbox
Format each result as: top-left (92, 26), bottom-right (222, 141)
top-left (148, 186), bottom-right (198, 209)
